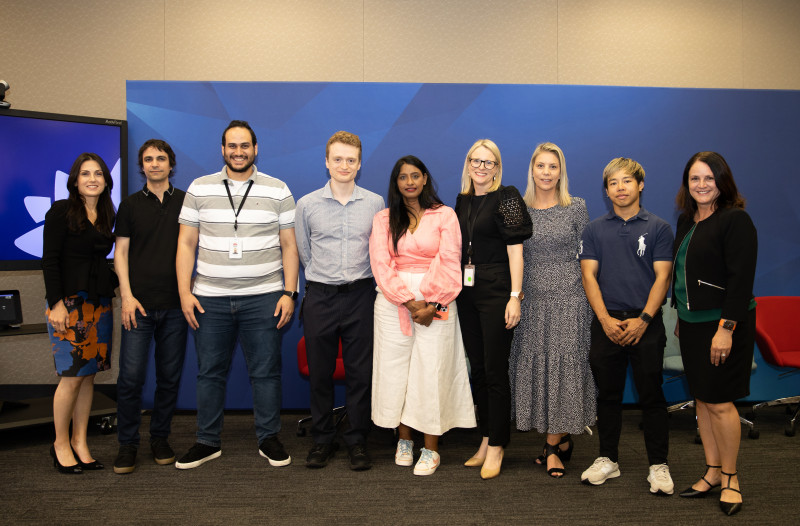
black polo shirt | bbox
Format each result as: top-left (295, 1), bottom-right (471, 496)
top-left (114, 183), bottom-right (185, 310)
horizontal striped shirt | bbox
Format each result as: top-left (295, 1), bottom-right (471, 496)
top-left (179, 165), bottom-right (295, 296)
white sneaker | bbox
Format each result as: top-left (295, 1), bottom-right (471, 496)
top-left (413, 448), bottom-right (440, 476)
top-left (395, 439), bottom-right (414, 466)
top-left (581, 457), bottom-right (620, 485)
top-left (648, 463), bottom-right (675, 495)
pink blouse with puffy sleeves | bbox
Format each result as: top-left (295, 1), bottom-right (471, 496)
top-left (369, 205), bottom-right (463, 336)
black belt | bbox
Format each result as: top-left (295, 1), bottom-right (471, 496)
top-left (606, 308), bottom-right (661, 320)
top-left (305, 278), bottom-right (373, 294)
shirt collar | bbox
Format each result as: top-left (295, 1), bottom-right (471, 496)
top-left (221, 165), bottom-right (258, 183)
top-left (321, 181), bottom-right (363, 203)
top-left (605, 207), bottom-right (650, 222)
top-left (141, 182), bottom-right (175, 197)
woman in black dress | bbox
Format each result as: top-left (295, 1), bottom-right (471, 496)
top-left (672, 152), bottom-right (757, 515)
top-left (455, 139), bottom-right (532, 479)
top-left (43, 153), bottom-right (116, 474)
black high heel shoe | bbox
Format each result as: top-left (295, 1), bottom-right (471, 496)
top-left (719, 471), bottom-right (743, 516)
top-left (543, 442), bottom-right (565, 478)
top-left (536, 434), bottom-right (572, 464)
top-left (72, 447), bottom-right (104, 470)
top-left (679, 464), bottom-right (721, 498)
top-left (50, 445), bottom-right (82, 475)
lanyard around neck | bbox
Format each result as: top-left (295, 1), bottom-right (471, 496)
top-left (465, 193), bottom-right (488, 264)
top-left (223, 179), bottom-right (254, 233)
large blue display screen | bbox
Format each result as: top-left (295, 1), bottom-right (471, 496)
top-left (127, 81), bottom-right (800, 409)
top-left (0, 110), bottom-right (126, 269)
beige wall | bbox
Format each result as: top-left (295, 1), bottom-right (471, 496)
top-left (1, 0), bottom-right (798, 385)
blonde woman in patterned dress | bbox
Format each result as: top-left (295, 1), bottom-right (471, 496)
top-left (510, 142), bottom-right (595, 478)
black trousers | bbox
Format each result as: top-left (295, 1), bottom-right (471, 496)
top-left (301, 279), bottom-right (375, 446)
top-left (589, 309), bottom-right (669, 465)
top-left (456, 263), bottom-right (514, 448)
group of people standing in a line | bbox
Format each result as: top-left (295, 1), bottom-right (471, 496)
top-left (43, 121), bottom-right (757, 517)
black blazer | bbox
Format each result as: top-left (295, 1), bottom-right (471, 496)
top-left (42, 200), bottom-right (116, 307)
top-left (671, 207), bottom-right (757, 322)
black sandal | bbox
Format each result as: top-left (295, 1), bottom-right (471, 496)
top-left (535, 434), bottom-right (572, 464)
top-left (544, 443), bottom-right (565, 478)
top-left (679, 464), bottom-right (721, 498)
top-left (719, 471), bottom-right (742, 516)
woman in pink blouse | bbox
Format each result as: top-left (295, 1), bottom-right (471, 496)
top-left (370, 155), bottom-right (476, 476)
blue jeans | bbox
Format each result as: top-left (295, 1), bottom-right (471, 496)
top-left (117, 308), bottom-right (188, 446)
top-left (194, 292), bottom-right (283, 446)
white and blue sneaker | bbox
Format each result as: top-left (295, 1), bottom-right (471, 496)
top-left (413, 448), bottom-right (440, 476)
top-left (395, 439), bottom-right (414, 466)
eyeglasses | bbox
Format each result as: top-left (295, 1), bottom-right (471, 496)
top-left (330, 157), bottom-right (359, 167)
top-left (469, 158), bottom-right (498, 170)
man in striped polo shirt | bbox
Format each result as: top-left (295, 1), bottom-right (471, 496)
top-left (174, 120), bottom-right (299, 469)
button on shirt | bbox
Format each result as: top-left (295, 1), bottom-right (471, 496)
top-left (295, 183), bottom-right (385, 285)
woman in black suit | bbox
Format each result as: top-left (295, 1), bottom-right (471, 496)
top-left (455, 139), bottom-right (532, 479)
top-left (672, 152), bottom-right (757, 515)
top-left (43, 152), bottom-right (116, 474)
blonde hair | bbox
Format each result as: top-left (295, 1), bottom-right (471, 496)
top-left (326, 130), bottom-right (362, 160)
top-left (602, 157), bottom-right (645, 188)
top-left (523, 142), bottom-right (572, 208)
top-left (460, 139), bottom-right (502, 195)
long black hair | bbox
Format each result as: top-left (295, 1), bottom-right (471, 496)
top-left (65, 152), bottom-right (115, 238)
top-left (387, 155), bottom-right (443, 253)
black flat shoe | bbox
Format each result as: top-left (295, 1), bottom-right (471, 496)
top-left (679, 464), bottom-right (721, 498)
top-left (50, 445), bottom-right (82, 475)
top-left (71, 447), bottom-right (104, 470)
top-left (719, 471), bottom-right (743, 516)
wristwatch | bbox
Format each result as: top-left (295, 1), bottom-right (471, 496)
top-left (282, 290), bottom-right (299, 301)
top-left (639, 311), bottom-right (653, 323)
top-left (510, 291), bottom-right (525, 301)
top-left (719, 319), bottom-right (737, 331)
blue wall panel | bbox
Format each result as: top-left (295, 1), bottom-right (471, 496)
top-left (127, 81), bottom-right (800, 409)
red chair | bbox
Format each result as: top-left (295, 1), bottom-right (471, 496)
top-left (751, 296), bottom-right (800, 437)
top-left (296, 336), bottom-right (347, 436)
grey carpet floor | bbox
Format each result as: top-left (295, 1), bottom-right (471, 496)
top-left (1, 406), bottom-right (797, 525)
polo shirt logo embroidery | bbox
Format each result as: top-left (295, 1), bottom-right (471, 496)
top-left (637, 234), bottom-right (647, 257)
top-left (579, 240), bottom-right (584, 255)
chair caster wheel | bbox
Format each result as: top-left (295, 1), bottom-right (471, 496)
top-left (296, 428), bottom-right (307, 437)
top-left (785, 426), bottom-right (796, 437)
top-left (694, 434), bottom-right (703, 445)
top-left (99, 417), bottom-right (114, 435)
top-left (747, 428), bottom-right (759, 439)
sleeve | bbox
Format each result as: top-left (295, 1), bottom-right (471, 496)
top-left (294, 197), bottom-right (312, 268)
top-left (368, 210), bottom-right (415, 306)
top-left (494, 186), bottom-right (533, 244)
top-left (113, 198), bottom-right (132, 238)
top-left (721, 210), bottom-right (758, 322)
top-left (277, 184), bottom-right (296, 230)
top-left (573, 198), bottom-right (590, 259)
top-left (579, 221), bottom-right (598, 261)
top-left (41, 201), bottom-right (68, 307)
top-left (178, 182), bottom-right (200, 227)
top-left (419, 207), bottom-right (463, 305)
top-left (652, 220), bottom-right (675, 261)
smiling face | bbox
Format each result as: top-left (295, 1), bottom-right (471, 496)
top-left (222, 127), bottom-right (258, 176)
top-left (605, 169), bottom-right (643, 211)
top-left (325, 142), bottom-right (361, 185)
top-left (396, 163), bottom-right (428, 202)
top-left (531, 151), bottom-right (561, 193)
top-left (468, 146), bottom-right (499, 195)
top-left (141, 146), bottom-right (172, 184)
top-left (75, 159), bottom-right (106, 199)
top-left (687, 161), bottom-right (720, 210)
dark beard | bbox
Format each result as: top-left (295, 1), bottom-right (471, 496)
top-left (224, 156), bottom-right (255, 174)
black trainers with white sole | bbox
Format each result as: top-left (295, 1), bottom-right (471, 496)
top-left (174, 443), bottom-right (221, 470)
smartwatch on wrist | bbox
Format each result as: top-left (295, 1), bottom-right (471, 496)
top-left (639, 311), bottom-right (653, 323)
top-left (282, 290), bottom-right (298, 301)
top-left (510, 291), bottom-right (525, 302)
top-left (719, 319), bottom-right (736, 331)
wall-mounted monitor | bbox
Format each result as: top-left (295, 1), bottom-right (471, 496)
top-left (0, 109), bottom-right (127, 270)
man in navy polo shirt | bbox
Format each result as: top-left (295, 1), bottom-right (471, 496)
top-left (578, 157), bottom-right (675, 495)
top-left (113, 139), bottom-right (188, 474)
